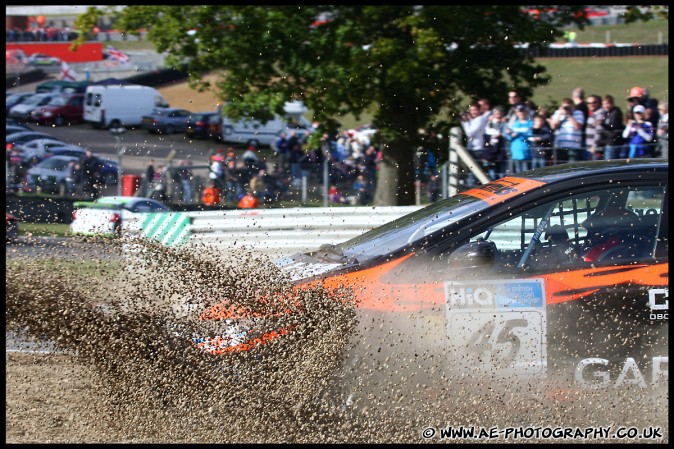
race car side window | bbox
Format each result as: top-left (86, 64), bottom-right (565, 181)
top-left (460, 185), bottom-right (665, 272)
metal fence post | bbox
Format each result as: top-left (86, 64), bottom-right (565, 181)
top-left (323, 158), bottom-right (329, 207)
top-left (415, 180), bottom-right (421, 205)
top-left (301, 175), bottom-right (308, 205)
top-left (448, 127), bottom-right (461, 197)
top-left (441, 162), bottom-right (449, 199)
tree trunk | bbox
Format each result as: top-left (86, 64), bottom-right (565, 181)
top-left (373, 154), bottom-right (398, 206)
top-left (373, 139), bottom-right (416, 206)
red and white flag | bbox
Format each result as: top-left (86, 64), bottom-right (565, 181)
top-left (106, 45), bottom-right (130, 64)
top-left (60, 61), bottom-right (77, 81)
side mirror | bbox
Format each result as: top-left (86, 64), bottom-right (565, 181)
top-left (447, 239), bottom-right (496, 268)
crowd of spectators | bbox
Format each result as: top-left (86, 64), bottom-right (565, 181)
top-left (139, 83), bottom-right (667, 208)
top-left (6, 24), bottom-right (80, 42)
top-left (459, 85), bottom-right (668, 185)
top-left (187, 126), bottom-right (383, 208)
top-left (11, 83), bottom-right (665, 208)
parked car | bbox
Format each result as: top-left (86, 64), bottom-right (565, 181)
top-left (209, 113), bottom-right (223, 142)
top-left (191, 160), bottom-right (668, 402)
top-left (40, 148), bottom-right (119, 185)
top-left (140, 107), bottom-right (192, 134)
top-left (6, 117), bottom-right (30, 128)
top-left (27, 154), bottom-right (119, 195)
top-left (6, 212), bottom-right (19, 243)
top-left (6, 130), bottom-right (55, 148)
top-left (185, 111), bottom-right (220, 139)
top-left (5, 92), bottom-right (35, 114)
top-left (30, 93), bottom-right (84, 126)
top-left (70, 196), bottom-right (171, 237)
top-left (12, 138), bottom-right (73, 162)
top-left (6, 124), bottom-right (32, 136)
top-left (8, 93), bottom-right (61, 122)
top-left (35, 80), bottom-right (90, 95)
top-left (25, 52), bottom-right (61, 65)
top-left (26, 155), bottom-right (78, 195)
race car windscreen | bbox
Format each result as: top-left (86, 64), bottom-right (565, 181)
top-left (336, 194), bottom-right (487, 262)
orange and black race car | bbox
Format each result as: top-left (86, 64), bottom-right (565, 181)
top-left (195, 159), bottom-right (668, 390)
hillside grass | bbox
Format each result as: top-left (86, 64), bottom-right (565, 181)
top-left (111, 16), bottom-right (669, 52)
top-left (65, 19), bottom-right (673, 130)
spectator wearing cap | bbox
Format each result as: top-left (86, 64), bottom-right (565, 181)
top-left (242, 145), bottom-right (258, 162)
top-left (550, 98), bottom-right (586, 163)
top-left (622, 105), bottom-right (655, 158)
top-left (626, 86), bottom-right (659, 128)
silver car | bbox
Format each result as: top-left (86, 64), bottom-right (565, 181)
top-left (8, 93), bottom-right (60, 122)
top-left (26, 155), bottom-right (78, 195)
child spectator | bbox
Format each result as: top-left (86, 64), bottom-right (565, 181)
top-left (622, 105), bottom-right (655, 158)
top-left (328, 185), bottom-right (347, 204)
top-left (528, 114), bottom-right (553, 168)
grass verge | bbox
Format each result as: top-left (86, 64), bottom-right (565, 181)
top-left (19, 222), bottom-right (72, 237)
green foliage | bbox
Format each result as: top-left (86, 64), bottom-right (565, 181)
top-left (73, 6), bottom-right (665, 205)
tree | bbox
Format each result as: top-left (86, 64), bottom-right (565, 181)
top-left (75, 5), bottom-right (592, 205)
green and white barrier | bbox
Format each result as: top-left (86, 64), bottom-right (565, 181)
top-left (128, 212), bottom-right (192, 247)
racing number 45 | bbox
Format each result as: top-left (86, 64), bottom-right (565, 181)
top-left (466, 318), bottom-right (528, 366)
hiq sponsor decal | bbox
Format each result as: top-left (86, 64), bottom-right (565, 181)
top-left (648, 288), bottom-right (668, 320)
top-left (444, 279), bottom-right (547, 375)
top-left (445, 279), bottom-right (545, 309)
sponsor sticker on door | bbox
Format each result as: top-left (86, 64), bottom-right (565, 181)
top-left (445, 279), bottom-right (547, 377)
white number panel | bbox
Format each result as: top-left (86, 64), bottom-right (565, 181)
top-left (445, 279), bottom-right (547, 378)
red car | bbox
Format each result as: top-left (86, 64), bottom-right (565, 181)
top-left (6, 212), bottom-right (19, 242)
top-left (30, 94), bottom-right (84, 126)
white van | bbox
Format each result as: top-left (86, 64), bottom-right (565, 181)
top-left (83, 84), bottom-right (169, 129)
top-left (220, 101), bottom-right (314, 147)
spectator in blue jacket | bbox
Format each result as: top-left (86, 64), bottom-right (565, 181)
top-left (622, 104), bottom-right (655, 158)
top-left (507, 105), bottom-right (533, 173)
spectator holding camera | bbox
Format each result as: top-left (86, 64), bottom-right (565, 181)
top-left (461, 103), bottom-right (491, 186)
top-left (550, 98), bottom-right (586, 163)
top-left (622, 105), bottom-right (655, 158)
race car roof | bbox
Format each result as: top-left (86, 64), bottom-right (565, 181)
top-left (517, 159), bottom-right (667, 184)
